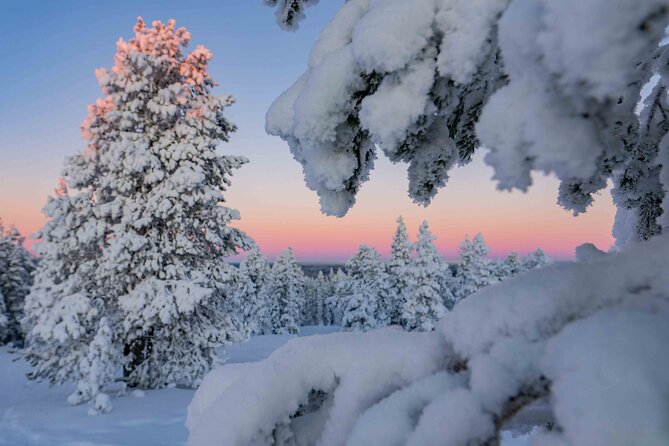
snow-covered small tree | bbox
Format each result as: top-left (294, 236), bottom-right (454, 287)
top-left (438, 264), bottom-right (457, 311)
top-left (0, 222), bottom-right (35, 345)
top-left (221, 268), bottom-right (258, 339)
top-left (239, 246), bottom-right (271, 334)
top-left (23, 182), bottom-right (107, 398)
top-left (402, 221), bottom-right (446, 331)
top-left (312, 271), bottom-right (328, 325)
top-left (386, 216), bottom-right (413, 325)
top-left (497, 251), bottom-right (523, 280)
top-left (325, 268), bottom-right (347, 325)
top-left (340, 245), bottom-right (390, 331)
top-left (522, 248), bottom-right (552, 271)
top-left (301, 272), bottom-right (328, 326)
top-left (453, 233), bottom-right (498, 301)
top-left (67, 317), bottom-right (117, 415)
top-left (0, 289), bottom-right (8, 342)
top-left (265, 248), bottom-right (305, 334)
top-left (240, 246), bottom-right (271, 289)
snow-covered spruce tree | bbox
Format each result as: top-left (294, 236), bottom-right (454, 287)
top-left (238, 246), bottom-right (271, 335)
top-left (438, 263), bottom-right (457, 311)
top-left (302, 273), bottom-right (328, 326)
top-left (522, 248), bottom-right (551, 271)
top-left (68, 316), bottom-right (116, 415)
top-left (496, 251), bottom-right (523, 280)
top-left (340, 245), bottom-right (390, 331)
top-left (23, 180), bottom-right (112, 402)
top-left (301, 277), bottom-right (313, 325)
top-left (221, 268), bottom-right (258, 340)
top-left (0, 289), bottom-right (8, 343)
top-left (93, 18), bottom-right (250, 389)
top-left (385, 216), bottom-right (413, 325)
top-left (265, 248), bottom-right (305, 334)
top-left (240, 246), bottom-right (271, 290)
top-left (314, 271), bottom-right (332, 325)
top-left (401, 221), bottom-right (446, 331)
top-left (325, 268), bottom-right (347, 325)
top-left (453, 233), bottom-right (498, 302)
top-left (0, 222), bottom-right (35, 346)
top-left (25, 18), bottom-right (251, 397)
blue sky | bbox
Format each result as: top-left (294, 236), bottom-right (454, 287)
top-left (0, 0), bottom-right (617, 261)
top-left (0, 0), bottom-right (338, 173)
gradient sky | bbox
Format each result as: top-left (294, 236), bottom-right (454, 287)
top-left (0, 0), bottom-right (616, 262)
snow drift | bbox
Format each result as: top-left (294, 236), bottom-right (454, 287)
top-left (187, 234), bottom-right (669, 445)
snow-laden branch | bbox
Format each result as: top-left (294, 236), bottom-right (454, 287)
top-left (263, 0), bottom-right (321, 31)
top-left (265, 0), bottom-right (669, 246)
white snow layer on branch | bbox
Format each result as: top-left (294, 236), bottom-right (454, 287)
top-left (265, 0), bottom-right (669, 237)
top-left (263, 0), bottom-right (321, 31)
top-left (187, 328), bottom-right (449, 445)
top-left (188, 234), bottom-right (669, 445)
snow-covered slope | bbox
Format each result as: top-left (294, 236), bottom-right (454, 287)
top-left (188, 234), bottom-right (669, 446)
top-left (0, 327), bottom-right (337, 446)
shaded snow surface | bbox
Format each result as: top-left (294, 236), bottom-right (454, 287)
top-left (0, 327), bottom-right (338, 446)
top-left (0, 325), bottom-right (531, 445)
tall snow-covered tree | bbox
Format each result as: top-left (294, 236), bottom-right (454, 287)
top-left (301, 272), bottom-right (328, 326)
top-left (340, 245), bottom-right (390, 331)
top-left (221, 268), bottom-right (258, 340)
top-left (0, 222), bottom-right (35, 346)
top-left (265, 248), bottom-right (305, 334)
top-left (453, 233), bottom-right (498, 301)
top-left (386, 216), bottom-right (413, 325)
top-left (23, 18), bottom-right (250, 402)
top-left (402, 221), bottom-right (446, 331)
top-left (312, 271), bottom-right (328, 325)
top-left (240, 246), bottom-right (271, 289)
top-left (325, 268), bottom-right (347, 325)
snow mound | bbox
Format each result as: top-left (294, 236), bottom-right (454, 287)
top-left (187, 327), bottom-right (449, 445)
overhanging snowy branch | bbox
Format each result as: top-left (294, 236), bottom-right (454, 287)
top-left (265, 0), bottom-right (669, 246)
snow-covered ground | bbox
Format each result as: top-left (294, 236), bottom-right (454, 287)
top-left (1, 325), bottom-right (532, 445)
top-left (0, 327), bottom-right (338, 446)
